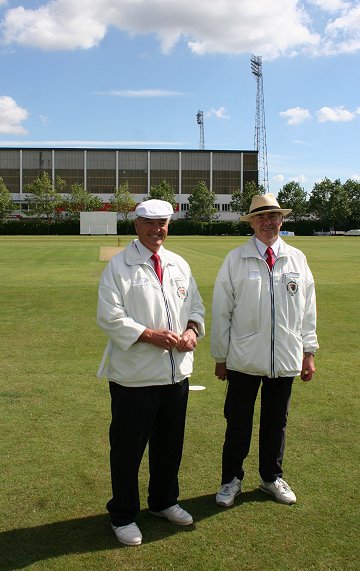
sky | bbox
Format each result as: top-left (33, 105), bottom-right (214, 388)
top-left (0, 0), bottom-right (359, 196)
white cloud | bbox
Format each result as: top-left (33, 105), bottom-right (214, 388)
top-left (316, 105), bottom-right (357, 122)
top-left (289, 174), bottom-right (307, 183)
top-left (319, 4), bottom-right (360, 55)
top-left (273, 173), bottom-right (307, 186)
top-left (279, 107), bottom-right (312, 125)
top-left (98, 89), bottom-right (184, 97)
top-left (0, 95), bottom-right (28, 134)
top-left (1, 1), bottom-right (359, 60)
top-left (0, 0), bottom-right (320, 58)
top-left (205, 107), bottom-right (230, 119)
top-left (309, 0), bottom-right (351, 13)
top-left (1, 4), bottom-right (107, 50)
top-left (350, 174), bottom-right (360, 181)
top-left (280, 105), bottom-right (359, 125)
top-left (273, 174), bottom-right (285, 183)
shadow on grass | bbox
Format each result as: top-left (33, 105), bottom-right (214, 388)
top-left (0, 489), bottom-right (268, 569)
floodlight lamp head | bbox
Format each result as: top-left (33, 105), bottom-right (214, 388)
top-left (251, 54), bottom-right (262, 77)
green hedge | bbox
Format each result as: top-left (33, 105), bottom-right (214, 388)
top-left (281, 220), bottom-right (359, 235)
top-left (1, 218), bottom-right (359, 236)
top-left (0, 220), bottom-right (80, 235)
top-left (0, 219), bottom-right (250, 236)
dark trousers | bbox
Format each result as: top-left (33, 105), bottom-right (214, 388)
top-left (221, 371), bottom-right (294, 484)
top-left (107, 379), bottom-right (189, 526)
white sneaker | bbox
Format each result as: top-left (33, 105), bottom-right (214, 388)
top-left (260, 477), bottom-right (297, 505)
top-left (149, 504), bottom-right (193, 525)
top-left (111, 522), bottom-right (142, 546)
top-left (216, 477), bottom-right (242, 507)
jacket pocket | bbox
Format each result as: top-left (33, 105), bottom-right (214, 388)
top-left (275, 327), bottom-right (303, 375)
top-left (232, 276), bottom-right (262, 338)
top-left (227, 332), bottom-right (268, 374)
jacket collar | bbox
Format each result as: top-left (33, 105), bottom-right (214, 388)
top-left (241, 235), bottom-right (289, 259)
top-left (125, 239), bottom-right (175, 267)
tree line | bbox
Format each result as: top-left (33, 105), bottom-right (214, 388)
top-left (0, 172), bottom-right (359, 232)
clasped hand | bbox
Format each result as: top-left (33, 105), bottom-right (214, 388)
top-left (149, 328), bottom-right (197, 352)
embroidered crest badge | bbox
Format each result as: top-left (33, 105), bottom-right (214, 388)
top-left (286, 279), bottom-right (298, 296)
top-left (177, 286), bottom-right (188, 300)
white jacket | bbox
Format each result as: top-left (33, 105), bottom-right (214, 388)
top-left (211, 236), bottom-right (318, 378)
top-left (97, 240), bottom-right (205, 386)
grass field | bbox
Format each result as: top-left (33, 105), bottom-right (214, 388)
top-left (0, 234), bottom-right (359, 571)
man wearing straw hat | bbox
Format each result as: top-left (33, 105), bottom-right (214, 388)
top-left (211, 193), bottom-right (318, 507)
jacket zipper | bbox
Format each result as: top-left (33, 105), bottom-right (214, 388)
top-left (269, 271), bottom-right (275, 377)
top-left (150, 263), bottom-right (176, 383)
top-left (253, 255), bottom-right (278, 377)
top-left (164, 295), bottom-right (176, 383)
top-left (265, 259), bottom-right (276, 378)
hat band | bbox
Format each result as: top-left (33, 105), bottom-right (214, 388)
top-left (249, 205), bottom-right (281, 214)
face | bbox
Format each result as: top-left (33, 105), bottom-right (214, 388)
top-left (134, 217), bottom-right (170, 252)
top-left (249, 211), bottom-right (283, 245)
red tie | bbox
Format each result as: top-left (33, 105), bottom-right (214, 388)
top-left (265, 246), bottom-right (275, 271)
top-left (151, 253), bottom-right (163, 284)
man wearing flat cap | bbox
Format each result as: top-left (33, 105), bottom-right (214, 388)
top-left (97, 199), bottom-right (205, 546)
top-left (211, 193), bottom-right (318, 507)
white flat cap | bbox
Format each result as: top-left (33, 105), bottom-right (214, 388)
top-left (135, 199), bottom-right (174, 219)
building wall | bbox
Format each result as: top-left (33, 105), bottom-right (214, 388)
top-left (0, 147), bottom-right (258, 220)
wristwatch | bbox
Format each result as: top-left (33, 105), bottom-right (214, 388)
top-left (187, 324), bottom-right (199, 337)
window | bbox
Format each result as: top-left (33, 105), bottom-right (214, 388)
top-left (0, 150), bottom-right (20, 193)
top-left (54, 150), bottom-right (84, 190)
top-left (87, 151), bottom-right (116, 193)
top-left (118, 151), bottom-right (148, 194)
top-left (212, 152), bottom-right (241, 195)
top-left (181, 152), bottom-right (210, 194)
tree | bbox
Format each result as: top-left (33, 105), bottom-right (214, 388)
top-left (244, 180), bottom-right (265, 211)
top-left (108, 181), bottom-right (137, 221)
top-left (327, 183), bottom-right (351, 232)
top-left (308, 177), bottom-right (332, 221)
top-left (187, 180), bottom-right (217, 221)
top-left (343, 178), bottom-right (360, 227)
top-left (0, 177), bottom-right (13, 221)
top-left (25, 172), bottom-right (65, 222)
top-left (308, 178), bottom-right (350, 232)
top-left (147, 179), bottom-right (177, 210)
top-left (229, 189), bottom-right (243, 213)
top-left (230, 180), bottom-right (264, 215)
top-left (277, 181), bottom-right (307, 223)
top-left (61, 183), bottom-right (104, 221)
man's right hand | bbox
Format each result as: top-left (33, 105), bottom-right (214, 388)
top-left (138, 328), bottom-right (181, 350)
top-left (215, 362), bottom-right (227, 381)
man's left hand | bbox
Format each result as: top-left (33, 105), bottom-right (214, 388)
top-left (177, 329), bottom-right (197, 352)
top-left (301, 354), bottom-right (316, 382)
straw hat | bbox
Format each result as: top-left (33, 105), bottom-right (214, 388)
top-left (240, 193), bottom-right (292, 222)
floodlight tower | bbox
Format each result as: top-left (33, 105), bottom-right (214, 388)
top-left (251, 55), bottom-right (269, 192)
top-left (196, 110), bottom-right (205, 150)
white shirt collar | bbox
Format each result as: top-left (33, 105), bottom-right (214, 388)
top-left (135, 239), bottom-right (164, 262)
top-left (255, 236), bottom-right (281, 258)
